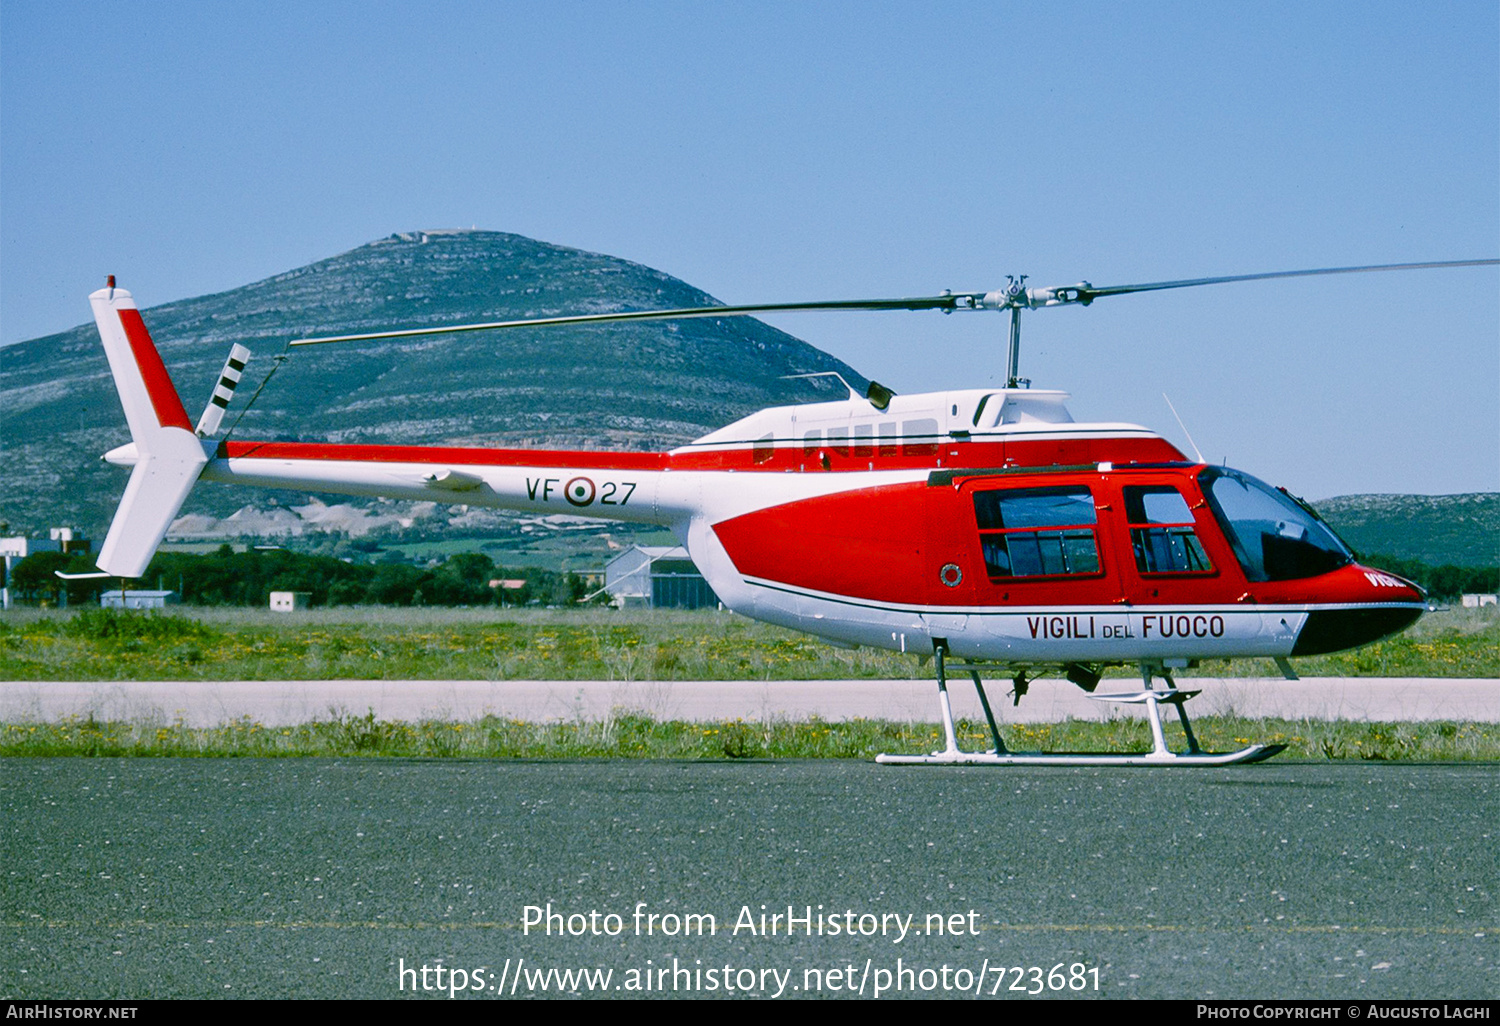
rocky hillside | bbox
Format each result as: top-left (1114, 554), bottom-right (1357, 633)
top-left (0, 230), bottom-right (865, 534)
top-left (1314, 493), bottom-right (1497, 567)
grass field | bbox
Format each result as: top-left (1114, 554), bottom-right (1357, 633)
top-left (3, 606), bottom-right (1494, 761)
top-left (1, 603), bottom-right (1495, 682)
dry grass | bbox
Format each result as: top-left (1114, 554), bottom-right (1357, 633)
top-left (3, 711), bottom-right (1494, 761)
top-left (1, 604), bottom-right (1494, 682)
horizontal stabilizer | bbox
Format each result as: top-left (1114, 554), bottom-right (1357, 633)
top-left (96, 420), bottom-right (209, 578)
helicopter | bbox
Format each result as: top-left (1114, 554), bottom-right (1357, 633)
top-left (78, 259), bottom-right (1497, 766)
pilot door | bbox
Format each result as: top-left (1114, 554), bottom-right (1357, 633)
top-left (1113, 478), bottom-right (1227, 607)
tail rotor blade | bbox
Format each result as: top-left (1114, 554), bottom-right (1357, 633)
top-left (195, 343), bottom-right (251, 437)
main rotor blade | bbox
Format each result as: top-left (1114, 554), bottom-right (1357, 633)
top-left (289, 294), bottom-right (981, 346)
top-left (286, 257), bottom-right (1499, 346)
top-left (1072, 258), bottom-right (1500, 303)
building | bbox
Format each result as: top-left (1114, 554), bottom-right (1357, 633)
top-left (2, 531), bottom-right (90, 609)
top-left (603, 545), bottom-right (719, 610)
top-left (1, 537), bottom-right (60, 561)
top-left (49, 528), bottom-right (92, 556)
top-left (2, 536), bottom-right (58, 609)
top-left (269, 591), bottom-right (312, 612)
top-left (101, 589), bottom-right (179, 610)
top-left (1461, 594), bottom-right (1497, 608)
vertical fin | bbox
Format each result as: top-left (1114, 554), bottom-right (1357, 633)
top-left (90, 283), bottom-right (210, 578)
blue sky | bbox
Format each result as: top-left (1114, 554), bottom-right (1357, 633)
top-left (2, 0), bottom-right (1496, 497)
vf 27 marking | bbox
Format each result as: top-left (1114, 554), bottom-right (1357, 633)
top-left (526, 475), bottom-right (637, 508)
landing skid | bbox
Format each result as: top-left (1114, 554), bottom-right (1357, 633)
top-left (875, 647), bottom-right (1286, 767)
top-left (874, 747), bottom-right (1285, 766)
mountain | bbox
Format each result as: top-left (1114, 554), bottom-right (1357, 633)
top-left (0, 230), bottom-right (867, 535)
top-left (1314, 493), bottom-right (1498, 568)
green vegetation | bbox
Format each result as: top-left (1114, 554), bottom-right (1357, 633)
top-left (1354, 553), bottom-right (1497, 602)
top-left (1209, 603), bottom-right (1498, 678)
top-left (1317, 492), bottom-right (1499, 568)
top-left (7, 546), bottom-right (590, 608)
top-left (5, 604), bottom-right (1493, 763)
top-left (1, 604), bottom-right (1496, 681)
top-left (12, 540), bottom-right (1494, 613)
top-left (2, 711), bottom-right (1494, 761)
top-left (0, 606), bottom-right (909, 681)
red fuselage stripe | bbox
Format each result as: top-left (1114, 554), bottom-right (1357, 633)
top-left (118, 308), bottom-right (193, 431)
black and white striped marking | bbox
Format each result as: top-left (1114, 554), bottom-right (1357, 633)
top-left (195, 343), bottom-right (251, 436)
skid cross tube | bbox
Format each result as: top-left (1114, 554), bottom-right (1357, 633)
top-left (875, 656), bottom-right (1285, 767)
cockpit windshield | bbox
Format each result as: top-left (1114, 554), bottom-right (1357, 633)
top-left (1198, 468), bottom-right (1353, 582)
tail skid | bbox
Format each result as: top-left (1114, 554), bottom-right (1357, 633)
top-left (91, 284), bottom-right (210, 578)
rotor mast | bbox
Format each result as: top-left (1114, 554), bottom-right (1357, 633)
top-left (1000, 276), bottom-right (1028, 388)
top-left (1007, 307), bottom-right (1024, 388)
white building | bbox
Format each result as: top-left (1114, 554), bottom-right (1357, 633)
top-left (603, 545), bottom-right (719, 609)
top-left (1, 535), bottom-right (63, 610)
top-left (101, 589), bottom-right (179, 610)
top-left (269, 591), bottom-right (313, 612)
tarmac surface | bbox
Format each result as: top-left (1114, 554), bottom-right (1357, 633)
top-left (1, 676), bottom-right (1496, 727)
top-left (2, 758), bottom-right (1495, 1000)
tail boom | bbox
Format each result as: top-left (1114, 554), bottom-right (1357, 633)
top-left (201, 444), bottom-right (682, 527)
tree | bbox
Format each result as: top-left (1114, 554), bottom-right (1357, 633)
top-left (9, 552), bottom-right (70, 602)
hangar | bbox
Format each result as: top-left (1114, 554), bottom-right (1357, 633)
top-left (604, 545), bottom-right (720, 610)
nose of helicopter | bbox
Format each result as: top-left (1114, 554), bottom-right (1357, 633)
top-left (1289, 565), bottom-right (1426, 656)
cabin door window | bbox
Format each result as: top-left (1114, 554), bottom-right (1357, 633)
top-left (1123, 486), bottom-right (1213, 574)
top-left (971, 486), bottom-right (1101, 579)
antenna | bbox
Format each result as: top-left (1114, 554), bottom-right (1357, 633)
top-left (1162, 393), bottom-right (1206, 464)
top-left (782, 371), bottom-right (860, 401)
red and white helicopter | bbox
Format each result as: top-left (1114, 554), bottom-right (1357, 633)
top-left (80, 259), bottom-right (1496, 766)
